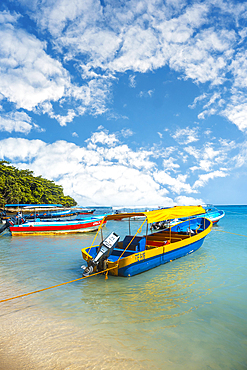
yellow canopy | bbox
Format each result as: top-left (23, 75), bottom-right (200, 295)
top-left (104, 205), bottom-right (205, 224)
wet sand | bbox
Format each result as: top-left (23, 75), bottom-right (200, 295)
top-left (0, 280), bottom-right (148, 370)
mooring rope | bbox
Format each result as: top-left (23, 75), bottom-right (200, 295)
top-left (213, 229), bottom-right (247, 237)
top-left (0, 216), bottom-right (145, 303)
top-left (87, 217), bottom-right (106, 254)
top-left (0, 265), bottom-right (118, 304)
top-left (223, 211), bottom-right (247, 216)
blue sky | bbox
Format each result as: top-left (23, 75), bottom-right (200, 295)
top-left (0, 0), bottom-right (247, 207)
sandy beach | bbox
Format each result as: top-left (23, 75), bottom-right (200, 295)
top-left (0, 280), bottom-right (147, 370)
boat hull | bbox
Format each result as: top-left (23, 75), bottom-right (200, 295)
top-left (117, 236), bottom-right (205, 277)
top-left (9, 218), bottom-right (106, 236)
top-left (209, 211), bottom-right (225, 224)
top-left (198, 209), bottom-right (225, 224)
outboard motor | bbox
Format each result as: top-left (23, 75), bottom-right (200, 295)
top-left (0, 217), bottom-right (15, 234)
top-left (0, 222), bottom-right (9, 234)
top-left (82, 232), bottom-right (120, 276)
top-left (0, 215), bottom-right (25, 235)
top-left (0, 210), bottom-right (6, 223)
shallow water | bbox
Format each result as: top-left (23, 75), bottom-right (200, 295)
top-left (0, 206), bottom-right (247, 369)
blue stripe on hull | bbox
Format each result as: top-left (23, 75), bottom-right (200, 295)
top-left (118, 237), bottom-right (205, 277)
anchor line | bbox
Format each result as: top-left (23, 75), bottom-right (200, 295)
top-left (213, 230), bottom-right (247, 237)
top-left (0, 265), bottom-right (118, 304)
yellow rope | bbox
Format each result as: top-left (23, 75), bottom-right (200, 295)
top-left (213, 230), bottom-right (247, 237)
top-left (87, 217), bottom-right (106, 253)
top-left (0, 265), bottom-right (118, 304)
top-left (117, 218), bottom-right (147, 261)
top-left (0, 217), bottom-right (145, 303)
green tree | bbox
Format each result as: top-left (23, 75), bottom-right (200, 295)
top-left (0, 162), bottom-right (77, 208)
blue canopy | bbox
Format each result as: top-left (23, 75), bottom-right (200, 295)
top-left (5, 204), bottom-right (63, 208)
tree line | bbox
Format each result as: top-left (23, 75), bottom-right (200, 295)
top-left (0, 161), bottom-right (77, 208)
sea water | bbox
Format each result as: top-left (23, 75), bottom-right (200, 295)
top-left (0, 206), bottom-right (246, 369)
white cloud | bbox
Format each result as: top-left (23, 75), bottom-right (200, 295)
top-left (188, 93), bottom-right (208, 109)
top-left (50, 109), bottom-right (76, 126)
top-left (153, 171), bottom-right (195, 195)
top-left (193, 170), bottom-right (228, 189)
top-left (174, 195), bottom-right (204, 206)
top-left (0, 111), bottom-right (35, 133)
top-left (121, 128), bottom-right (134, 138)
top-left (204, 129), bottom-right (212, 136)
top-left (26, 0), bottom-right (100, 38)
top-left (172, 127), bottom-right (199, 144)
top-left (0, 138), bottom-right (46, 161)
top-left (86, 130), bottom-right (119, 147)
top-left (70, 78), bottom-right (112, 116)
top-left (222, 102), bottom-right (247, 132)
top-left (186, 143), bottom-right (230, 173)
top-left (169, 27), bottom-right (235, 84)
top-left (0, 10), bottom-right (20, 24)
top-left (101, 145), bottom-right (154, 170)
top-left (0, 20), bottom-right (69, 111)
top-left (108, 26), bottom-right (161, 73)
top-left (139, 89), bottom-right (155, 98)
top-left (198, 108), bottom-right (217, 120)
top-left (230, 141), bottom-right (247, 168)
top-left (129, 75), bottom-right (136, 88)
top-left (162, 157), bottom-right (180, 172)
top-left (203, 92), bottom-right (221, 109)
top-left (230, 50), bottom-right (247, 89)
top-left (62, 167), bottom-right (174, 207)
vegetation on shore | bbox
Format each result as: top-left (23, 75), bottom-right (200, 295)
top-left (0, 161), bottom-right (77, 208)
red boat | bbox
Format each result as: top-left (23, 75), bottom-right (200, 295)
top-left (4, 215), bottom-right (107, 236)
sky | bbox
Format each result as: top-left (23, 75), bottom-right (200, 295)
top-left (0, 0), bottom-right (247, 207)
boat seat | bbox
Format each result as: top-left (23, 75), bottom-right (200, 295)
top-left (122, 235), bottom-right (146, 252)
top-left (109, 249), bottom-right (136, 261)
top-left (146, 240), bottom-right (170, 247)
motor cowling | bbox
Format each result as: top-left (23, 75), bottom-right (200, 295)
top-left (0, 222), bottom-right (9, 234)
top-left (0, 214), bottom-right (26, 234)
top-left (82, 232), bottom-right (120, 276)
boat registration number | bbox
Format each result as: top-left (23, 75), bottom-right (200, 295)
top-left (135, 252), bottom-right (145, 261)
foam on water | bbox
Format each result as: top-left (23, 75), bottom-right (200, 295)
top-left (0, 206), bottom-right (246, 369)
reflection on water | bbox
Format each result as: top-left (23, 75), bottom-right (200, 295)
top-left (0, 206), bottom-right (247, 369)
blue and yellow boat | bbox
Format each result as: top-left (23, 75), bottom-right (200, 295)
top-left (81, 206), bottom-right (212, 277)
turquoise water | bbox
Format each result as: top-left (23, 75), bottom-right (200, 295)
top-left (0, 206), bottom-right (247, 369)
